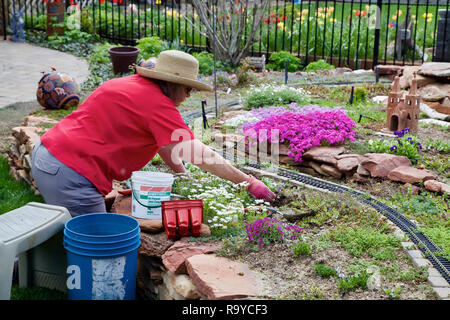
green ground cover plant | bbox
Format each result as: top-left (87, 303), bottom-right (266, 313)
top-left (0, 156), bottom-right (43, 215)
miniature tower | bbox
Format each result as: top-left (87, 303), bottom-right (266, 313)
top-left (403, 72), bottom-right (421, 133)
top-left (387, 76), bottom-right (403, 131)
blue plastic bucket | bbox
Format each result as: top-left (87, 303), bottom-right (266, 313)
top-left (63, 213), bottom-right (141, 300)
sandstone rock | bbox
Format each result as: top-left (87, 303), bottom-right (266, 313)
top-left (426, 101), bottom-right (450, 115)
top-left (110, 194), bottom-right (164, 233)
top-left (418, 62), bottom-right (450, 80)
top-left (161, 272), bottom-right (190, 300)
top-left (335, 155), bottom-right (360, 172)
top-left (419, 84), bottom-right (449, 102)
top-left (23, 115), bottom-right (58, 127)
top-left (303, 146), bottom-right (345, 161)
top-left (372, 95), bottom-right (388, 105)
top-left (352, 173), bottom-right (370, 183)
top-left (138, 232), bottom-right (175, 258)
top-left (12, 126), bottom-right (40, 145)
top-left (376, 65), bottom-right (404, 76)
top-left (360, 153), bottom-right (411, 178)
top-left (424, 180), bottom-right (450, 194)
top-left (158, 284), bottom-right (174, 300)
top-left (163, 271), bottom-right (201, 300)
top-left (162, 240), bottom-right (221, 274)
top-left (278, 155), bottom-right (300, 166)
top-left (399, 66), bottom-right (434, 89)
top-left (309, 161), bottom-right (330, 176)
top-left (104, 189), bottom-right (118, 212)
top-left (387, 165), bottom-right (436, 184)
top-left (320, 164), bottom-right (343, 179)
top-left (186, 254), bottom-right (263, 300)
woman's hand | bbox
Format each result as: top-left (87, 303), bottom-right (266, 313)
top-left (247, 175), bottom-right (276, 202)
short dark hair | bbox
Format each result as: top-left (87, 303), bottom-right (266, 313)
top-left (151, 79), bottom-right (170, 97)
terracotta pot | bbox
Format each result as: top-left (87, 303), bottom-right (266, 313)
top-left (108, 46), bottom-right (140, 74)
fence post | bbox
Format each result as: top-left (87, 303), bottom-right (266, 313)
top-left (372, 0), bottom-right (383, 69)
top-left (1, 0), bottom-right (6, 40)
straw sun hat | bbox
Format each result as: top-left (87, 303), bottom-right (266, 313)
top-left (136, 50), bottom-right (213, 92)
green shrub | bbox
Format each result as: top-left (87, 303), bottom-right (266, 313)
top-left (292, 241), bottom-right (312, 257)
top-left (354, 87), bottom-right (368, 103)
top-left (315, 263), bottom-right (337, 278)
top-left (136, 36), bottom-right (164, 60)
top-left (267, 51), bottom-right (302, 72)
top-left (243, 84), bottom-right (309, 109)
top-left (304, 59), bottom-right (335, 72)
top-left (192, 51), bottom-right (234, 75)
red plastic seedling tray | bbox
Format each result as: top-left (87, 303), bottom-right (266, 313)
top-left (161, 200), bottom-right (203, 239)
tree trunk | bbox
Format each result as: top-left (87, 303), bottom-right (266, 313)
top-left (188, 0), bottom-right (270, 66)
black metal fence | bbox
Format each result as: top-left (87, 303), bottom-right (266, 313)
top-left (2, 0), bottom-right (449, 68)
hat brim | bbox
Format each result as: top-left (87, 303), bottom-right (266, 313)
top-left (136, 66), bottom-right (213, 92)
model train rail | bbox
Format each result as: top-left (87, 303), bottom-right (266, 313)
top-left (181, 101), bottom-right (450, 285)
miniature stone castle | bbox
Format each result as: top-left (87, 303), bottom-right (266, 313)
top-left (387, 73), bottom-right (421, 133)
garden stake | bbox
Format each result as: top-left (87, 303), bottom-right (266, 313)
top-left (349, 86), bottom-right (354, 105)
top-left (201, 99), bottom-right (209, 129)
top-left (358, 114), bottom-right (377, 123)
top-left (284, 60), bottom-right (289, 84)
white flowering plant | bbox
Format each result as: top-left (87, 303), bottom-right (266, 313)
top-left (172, 163), bottom-right (277, 237)
top-left (243, 84), bottom-right (309, 110)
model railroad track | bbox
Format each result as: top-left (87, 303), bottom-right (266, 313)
top-left (181, 101), bottom-right (450, 284)
top-left (210, 147), bottom-right (450, 285)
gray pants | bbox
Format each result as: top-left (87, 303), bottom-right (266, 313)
top-left (31, 139), bottom-right (106, 217)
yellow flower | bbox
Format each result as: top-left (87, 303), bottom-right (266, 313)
top-left (155, 0), bottom-right (161, 5)
top-left (318, 20), bottom-right (324, 25)
top-left (277, 22), bottom-right (284, 29)
top-left (296, 17), bottom-right (300, 21)
top-left (397, 10), bottom-right (403, 17)
top-left (329, 18), bottom-right (335, 23)
top-left (427, 17), bottom-right (432, 23)
top-left (392, 15), bottom-right (397, 20)
top-left (194, 13), bottom-right (198, 19)
top-left (318, 7), bottom-right (323, 13)
top-left (246, 18), bottom-right (249, 24)
top-left (180, 39), bottom-right (184, 44)
top-left (412, 15), bottom-right (416, 19)
top-left (365, 5), bottom-right (370, 11)
top-left (427, 13), bottom-right (433, 18)
top-left (302, 9), bottom-right (309, 15)
top-left (422, 13), bottom-right (427, 19)
top-left (297, 11), bottom-right (301, 16)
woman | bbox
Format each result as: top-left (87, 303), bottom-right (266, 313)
top-left (31, 50), bottom-right (275, 217)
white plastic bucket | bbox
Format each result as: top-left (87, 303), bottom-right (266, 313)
top-left (131, 171), bottom-right (174, 220)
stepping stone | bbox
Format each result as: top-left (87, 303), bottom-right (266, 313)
top-left (162, 240), bottom-right (221, 274)
top-left (387, 166), bottom-right (436, 184)
top-left (360, 153), bottom-right (411, 178)
top-left (186, 254), bottom-right (263, 300)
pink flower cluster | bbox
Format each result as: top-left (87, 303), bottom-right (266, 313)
top-left (245, 217), bottom-right (303, 248)
top-left (238, 103), bottom-right (346, 131)
top-left (243, 111), bottom-right (357, 162)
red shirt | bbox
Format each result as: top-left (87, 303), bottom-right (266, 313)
top-left (40, 74), bottom-right (194, 195)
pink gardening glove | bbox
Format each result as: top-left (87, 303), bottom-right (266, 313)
top-left (247, 175), bottom-right (276, 202)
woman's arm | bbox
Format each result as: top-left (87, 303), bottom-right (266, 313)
top-left (158, 139), bottom-right (248, 182)
top-left (158, 145), bottom-right (186, 173)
